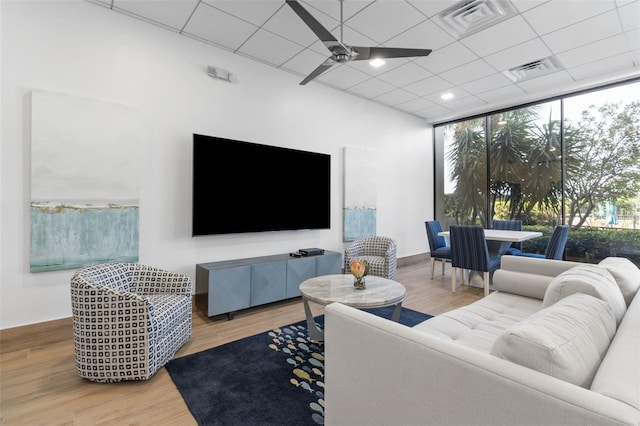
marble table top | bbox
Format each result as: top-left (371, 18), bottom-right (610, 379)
top-left (299, 274), bottom-right (406, 308)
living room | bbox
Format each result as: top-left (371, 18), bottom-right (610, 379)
top-left (2, 0), bottom-right (639, 424)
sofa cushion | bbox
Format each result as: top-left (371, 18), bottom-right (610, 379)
top-left (491, 293), bottom-right (616, 388)
top-left (598, 257), bottom-right (640, 307)
top-left (413, 292), bottom-right (543, 353)
top-left (542, 264), bottom-right (626, 326)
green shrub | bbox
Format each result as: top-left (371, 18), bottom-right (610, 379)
top-left (521, 226), bottom-right (640, 266)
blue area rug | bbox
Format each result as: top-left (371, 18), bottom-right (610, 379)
top-left (166, 306), bottom-right (432, 426)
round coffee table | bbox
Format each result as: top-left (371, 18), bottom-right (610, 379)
top-left (299, 274), bottom-right (406, 341)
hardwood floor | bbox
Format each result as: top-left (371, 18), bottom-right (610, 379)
top-left (0, 259), bottom-right (482, 425)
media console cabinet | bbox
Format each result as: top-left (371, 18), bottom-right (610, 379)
top-left (196, 250), bottom-right (342, 319)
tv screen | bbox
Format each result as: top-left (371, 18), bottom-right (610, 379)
top-left (192, 134), bottom-right (331, 236)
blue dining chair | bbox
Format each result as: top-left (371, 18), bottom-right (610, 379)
top-left (449, 225), bottom-right (501, 297)
top-left (425, 220), bottom-right (451, 279)
top-left (491, 219), bottom-right (523, 255)
top-left (516, 225), bottom-right (569, 260)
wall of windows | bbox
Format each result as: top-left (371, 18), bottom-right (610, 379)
top-left (434, 79), bottom-right (640, 265)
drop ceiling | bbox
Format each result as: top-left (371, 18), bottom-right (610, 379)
top-left (89, 0), bottom-right (639, 124)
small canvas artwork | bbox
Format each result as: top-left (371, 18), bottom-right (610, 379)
top-left (343, 146), bottom-right (377, 241)
top-left (30, 90), bottom-right (142, 272)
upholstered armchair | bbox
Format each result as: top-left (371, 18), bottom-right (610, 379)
top-left (70, 262), bottom-right (193, 383)
top-left (344, 236), bottom-right (398, 280)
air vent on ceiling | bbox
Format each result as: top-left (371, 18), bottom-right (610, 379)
top-left (503, 57), bottom-right (563, 82)
top-left (434, 0), bottom-right (518, 39)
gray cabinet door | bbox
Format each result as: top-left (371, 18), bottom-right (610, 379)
top-left (286, 256), bottom-right (316, 298)
top-left (209, 266), bottom-right (251, 316)
top-left (317, 252), bottom-right (343, 275)
top-left (251, 261), bottom-right (287, 306)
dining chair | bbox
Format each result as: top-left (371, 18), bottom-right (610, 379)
top-left (491, 219), bottom-right (523, 255)
top-left (424, 220), bottom-right (451, 279)
top-left (516, 225), bottom-right (569, 260)
top-left (449, 225), bottom-right (501, 297)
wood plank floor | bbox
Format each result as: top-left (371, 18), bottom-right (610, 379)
top-left (0, 259), bottom-right (482, 425)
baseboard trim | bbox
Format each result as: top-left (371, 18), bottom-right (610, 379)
top-left (398, 252), bottom-right (428, 267)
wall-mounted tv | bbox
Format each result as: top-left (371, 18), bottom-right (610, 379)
top-left (192, 134), bottom-right (331, 236)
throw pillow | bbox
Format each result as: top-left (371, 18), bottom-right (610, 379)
top-left (490, 293), bottom-right (616, 388)
top-left (542, 264), bottom-right (626, 326)
top-left (598, 257), bottom-right (640, 307)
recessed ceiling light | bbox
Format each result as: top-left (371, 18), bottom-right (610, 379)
top-left (441, 93), bottom-right (454, 100)
top-left (370, 58), bottom-right (386, 68)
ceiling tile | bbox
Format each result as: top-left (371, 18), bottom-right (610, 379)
top-left (511, 0), bottom-right (551, 13)
top-left (377, 61), bottom-right (432, 87)
top-left (459, 72), bottom-right (514, 94)
top-left (477, 84), bottom-right (527, 102)
top-left (484, 38), bottom-right (552, 71)
top-left (316, 64), bottom-right (371, 90)
top-left (404, 74), bottom-right (452, 97)
top-left (406, 0), bottom-right (454, 18)
top-left (261, 3), bottom-right (326, 47)
top-left (347, 58), bottom-right (410, 77)
top-left (619, 0), bottom-right (640, 31)
top-left (414, 104), bottom-right (454, 121)
top-left (424, 87), bottom-right (472, 104)
top-left (203, 1), bottom-right (282, 27)
top-left (522, 0), bottom-right (616, 35)
top-left (414, 42), bottom-right (478, 74)
top-left (444, 95), bottom-right (488, 111)
top-left (461, 16), bottom-right (538, 57)
top-left (280, 46), bottom-right (329, 77)
top-left (627, 28), bottom-right (640, 50)
top-left (183, 2), bottom-right (258, 51)
top-left (567, 52), bottom-right (636, 80)
top-left (516, 70), bottom-right (574, 92)
top-left (346, 77), bottom-right (396, 98)
top-left (542, 10), bottom-right (623, 53)
top-left (112, 0), bottom-right (198, 31)
top-left (556, 34), bottom-right (630, 68)
top-left (237, 29), bottom-right (307, 66)
top-left (395, 97), bottom-right (438, 113)
top-left (439, 59), bottom-right (496, 85)
top-left (303, 1), bottom-right (374, 22)
top-left (373, 88), bottom-right (419, 107)
top-left (384, 18), bottom-right (455, 51)
top-left (345, 1), bottom-right (427, 44)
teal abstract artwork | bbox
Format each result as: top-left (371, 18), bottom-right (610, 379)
top-left (30, 90), bottom-right (141, 272)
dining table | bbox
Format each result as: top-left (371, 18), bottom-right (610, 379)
top-left (438, 229), bottom-right (543, 256)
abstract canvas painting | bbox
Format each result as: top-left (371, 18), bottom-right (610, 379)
top-left (30, 90), bottom-right (141, 272)
top-left (343, 146), bottom-right (377, 241)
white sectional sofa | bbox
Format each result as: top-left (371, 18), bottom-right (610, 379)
top-left (324, 256), bottom-right (640, 425)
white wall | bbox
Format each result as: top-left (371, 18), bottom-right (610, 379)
top-left (0, 1), bottom-right (434, 329)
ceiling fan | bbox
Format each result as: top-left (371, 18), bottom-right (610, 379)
top-left (286, 0), bottom-right (432, 85)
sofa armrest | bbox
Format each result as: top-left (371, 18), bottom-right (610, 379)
top-left (324, 303), bottom-right (640, 426)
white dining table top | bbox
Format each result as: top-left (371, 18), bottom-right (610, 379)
top-left (438, 229), bottom-right (543, 242)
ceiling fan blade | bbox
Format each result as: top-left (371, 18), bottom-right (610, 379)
top-left (299, 59), bottom-right (336, 85)
top-left (286, 1), bottom-right (338, 48)
top-left (351, 46), bottom-right (432, 60)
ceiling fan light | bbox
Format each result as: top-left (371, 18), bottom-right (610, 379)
top-left (370, 58), bottom-right (386, 68)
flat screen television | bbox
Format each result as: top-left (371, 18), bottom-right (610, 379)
top-left (192, 134), bottom-right (331, 236)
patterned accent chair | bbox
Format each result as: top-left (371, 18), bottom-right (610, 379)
top-left (516, 224), bottom-right (570, 260)
top-left (70, 263), bottom-right (193, 383)
top-left (491, 219), bottom-right (523, 255)
top-left (425, 220), bottom-right (451, 279)
top-left (344, 236), bottom-right (398, 280)
top-left (449, 225), bottom-right (501, 297)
